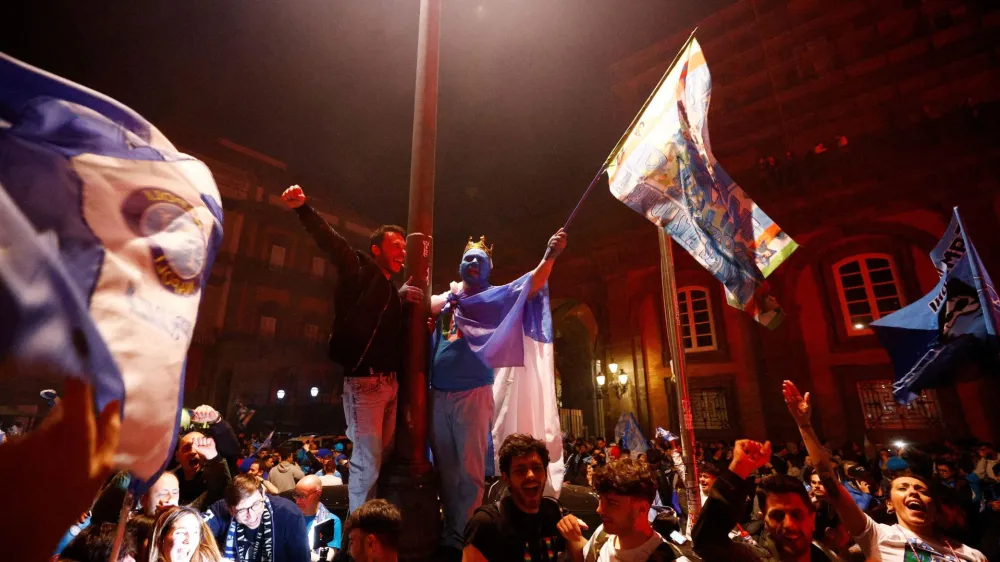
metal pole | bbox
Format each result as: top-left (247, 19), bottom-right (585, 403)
top-left (378, 0), bottom-right (442, 558)
top-left (657, 230), bottom-right (701, 523)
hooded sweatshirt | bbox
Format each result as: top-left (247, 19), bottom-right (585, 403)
top-left (268, 461), bottom-right (305, 493)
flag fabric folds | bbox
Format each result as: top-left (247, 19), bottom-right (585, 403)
top-left (615, 413), bottom-right (649, 455)
top-left (0, 54), bottom-right (223, 484)
top-left (871, 208), bottom-right (1000, 404)
top-left (450, 273), bottom-right (564, 496)
top-left (605, 36), bottom-right (797, 328)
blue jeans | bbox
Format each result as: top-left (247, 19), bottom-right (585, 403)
top-left (343, 375), bottom-right (398, 513)
top-left (430, 386), bottom-right (494, 549)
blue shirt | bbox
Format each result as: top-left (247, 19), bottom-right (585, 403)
top-left (431, 315), bottom-right (494, 391)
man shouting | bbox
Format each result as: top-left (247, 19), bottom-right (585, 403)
top-left (282, 185), bottom-right (422, 514)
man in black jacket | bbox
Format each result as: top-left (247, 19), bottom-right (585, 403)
top-left (282, 185), bottom-right (422, 514)
top-left (693, 439), bottom-right (831, 561)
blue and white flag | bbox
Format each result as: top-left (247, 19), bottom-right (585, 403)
top-left (0, 54), bottom-right (223, 484)
top-left (450, 273), bottom-right (564, 495)
top-left (615, 413), bottom-right (649, 455)
top-left (871, 208), bottom-right (1000, 404)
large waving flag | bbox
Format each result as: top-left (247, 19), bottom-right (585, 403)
top-left (606, 36), bottom-right (797, 328)
top-left (871, 208), bottom-right (1000, 404)
top-left (449, 273), bottom-right (564, 496)
top-left (0, 54), bottom-right (223, 484)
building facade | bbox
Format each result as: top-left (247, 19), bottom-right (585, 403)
top-left (549, 0), bottom-right (1000, 447)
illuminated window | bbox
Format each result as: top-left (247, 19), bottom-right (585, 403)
top-left (269, 245), bottom-right (286, 271)
top-left (857, 380), bottom-right (943, 429)
top-left (260, 316), bottom-right (276, 339)
top-left (304, 324), bottom-right (319, 344)
top-left (311, 257), bottom-right (325, 278)
top-left (690, 387), bottom-right (732, 430)
top-left (834, 255), bottom-right (904, 334)
top-left (678, 287), bottom-right (718, 352)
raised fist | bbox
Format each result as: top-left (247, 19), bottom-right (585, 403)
top-left (190, 405), bottom-right (220, 424)
top-left (192, 436), bottom-right (218, 461)
top-left (282, 185), bottom-right (307, 209)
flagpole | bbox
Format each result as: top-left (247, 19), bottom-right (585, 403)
top-left (657, 229), bottom-right (701, 524)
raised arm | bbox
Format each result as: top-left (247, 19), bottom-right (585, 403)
top-left (782, 380), bottom-right (868, 537)
top-left (528, 228), bottom-right (567, 297)
top-left (282, 185), bottom-right (360, 273)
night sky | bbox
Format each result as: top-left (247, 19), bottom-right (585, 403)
top-left (3, 0), bottom-right (734, 272)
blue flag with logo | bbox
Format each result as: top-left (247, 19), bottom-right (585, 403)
top-left (614, 412), bottom-right (649, 455)
top-left (871, 208), bottom-right (1000, 404)
top-left (0, 54), bottom-right (223, 485)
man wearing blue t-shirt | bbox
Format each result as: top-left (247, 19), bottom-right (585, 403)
top-left (429, 231), bottom-right (566, 553)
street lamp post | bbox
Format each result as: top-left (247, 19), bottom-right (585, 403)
top-left (378, 0), bottom-right (442, 558)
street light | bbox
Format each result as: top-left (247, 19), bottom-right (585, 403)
top-left (618, 373), bottom-right (628, 386)
top-left (310, 386), bottom-right (319, 398)
top-left (609, 362), bottom-right (619, 375)
top-left (276, 389), bottom-right (285, 401)
top-left (596, 374), bottom-right (606, 387)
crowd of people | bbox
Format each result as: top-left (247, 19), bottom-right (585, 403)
top-left (22, 378), bottom-right (993, 562)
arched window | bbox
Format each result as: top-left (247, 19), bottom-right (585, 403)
top-left (677, 287), bottom-right (717, 352)
top-left (833, 254), bottom-right (904, 335)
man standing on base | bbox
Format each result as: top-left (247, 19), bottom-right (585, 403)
top-left (282, 185), bottom-right (422, 513)
top-left (429, 230), bottom-right (567, 554)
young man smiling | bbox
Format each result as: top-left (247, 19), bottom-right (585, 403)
top-left (462, 433), bottom-right (565, 562)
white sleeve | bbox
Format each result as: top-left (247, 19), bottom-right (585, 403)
top-left (582, 524), bottom-right (604, 561)
top-left (851, 513), bottom-right (890, 560)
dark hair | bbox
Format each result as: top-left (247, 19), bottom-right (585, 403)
top-left (60, 522), bottom-right (136, 562)
top-left (592, 458), bottom-right (657, 504)
top-left (278, 445), bottom-right (296, 461)
top-left (149, 506), bottom-right (221, 562)
top-left (646, 448), bottom-right (663, 465)
top-left (499, 433), bottom-right (550, 476)
top-left (758, 474), bottom-right (815, 513)
top-left (698, 462), bottom-right (721, 478)
top-left (369, 225), bottom-right (405, 255)
top-left (346, 499), bottom-right (402, 552)
top-left (891, 468), bottom-right (933, 488)
top-left (936, 459), bottom-right (956, 472)
top-left (127, 513), bottom-right (157, 562)
top-left (226, 473), bottom-right (264, 507)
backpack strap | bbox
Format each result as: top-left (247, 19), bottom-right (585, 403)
top-left (584, 529), bottom-right (609, 562)
top-left (647, 541), bottom-right (680, 562)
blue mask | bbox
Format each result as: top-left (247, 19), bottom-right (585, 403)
top-left (459, 249), bottom-right (492, 291)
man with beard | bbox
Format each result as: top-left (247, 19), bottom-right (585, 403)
top-left (205, 473), bottom-right (310, 562)
top-left (282, 185), bottom-right (422, 514)
top-left (428, 230), bottom-right (567, 555)
top-left (463, 433), bottom-right (566, 562)
top-left (783, 380), bottom-right (987, 562)
top-left (692, 438), bottom-right (827, 561)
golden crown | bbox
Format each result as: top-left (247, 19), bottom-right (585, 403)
top-left (464, 235), bottom-right (494, 262)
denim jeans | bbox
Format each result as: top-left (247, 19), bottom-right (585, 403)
top-left (343, 375), bottom-right (398, 513)
top-left (430, 386), bottom-right (494, 549)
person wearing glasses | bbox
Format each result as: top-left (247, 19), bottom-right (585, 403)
top-left (204, 473), bottom-right (310, 562)
top-left (294, 475), bottom-right (342, 560)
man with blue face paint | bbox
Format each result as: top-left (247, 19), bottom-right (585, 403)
top-left (428, 228), bottom-right (567, 555)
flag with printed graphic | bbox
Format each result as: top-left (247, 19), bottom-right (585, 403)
top-left (871, 208), bottom-right (1000, 404)
top-left (605, 35), bottom-right (797, 328)
top-left (0, 54), bottom-right (223, 485)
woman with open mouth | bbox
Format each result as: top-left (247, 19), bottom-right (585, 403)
top-left (148, 505), bottom-right (223, 562)
top-left (783, 380), bottom-right (987, 562)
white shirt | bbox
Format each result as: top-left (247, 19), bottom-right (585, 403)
top-left (853, 514), bottom-right (986, 562)
top-left (583, 525), bottom-right (666, 562)
top-left (318, 472), bottom-right (342, 486)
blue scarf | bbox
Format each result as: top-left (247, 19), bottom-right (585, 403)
top-left (224, 495), bottom-right (274, 562)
